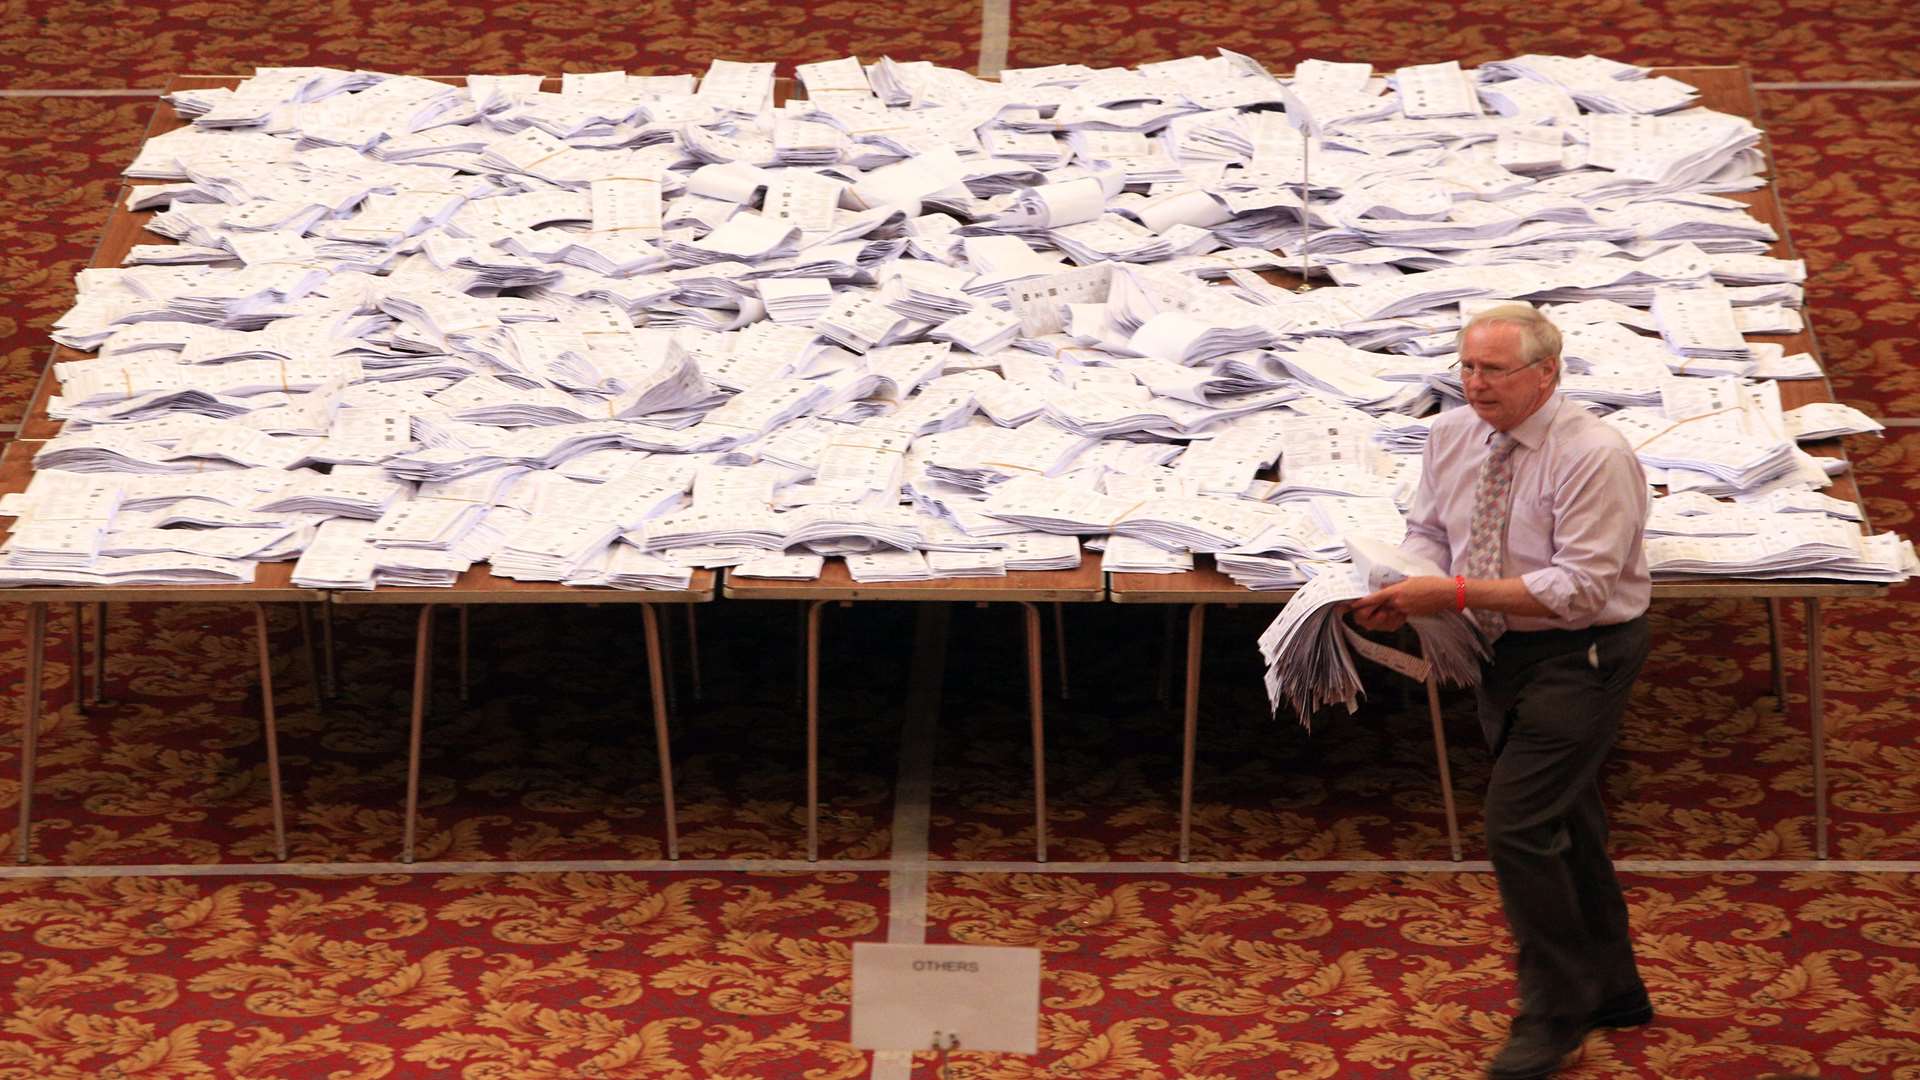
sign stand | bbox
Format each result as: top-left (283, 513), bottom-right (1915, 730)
top-left (931, 1032), bottom-right (960, 1078)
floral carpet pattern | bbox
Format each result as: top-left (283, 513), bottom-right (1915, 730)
top-left (1003, 0), bottom-right (1920, 83)
top-left (0, 868), bottom-right (1915, 1078)
top-left (926, 869), bottom-right (1920, 1079)
top-left (3, 2), bottom-right (1920, 1076)
top-left (0, 869), bottom-right (889, 1079)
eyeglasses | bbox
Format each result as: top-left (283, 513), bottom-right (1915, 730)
top-left (1453, 357), bottom-right (1545, 384)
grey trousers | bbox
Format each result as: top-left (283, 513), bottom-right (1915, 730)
top-left (1476, 616), bottom-right (1650, 1022)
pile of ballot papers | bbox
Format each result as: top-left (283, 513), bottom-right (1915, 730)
top-left (1, 50), bottom-right (1911, 616)
top-left (1256, 537), bottom-right (1490, 727)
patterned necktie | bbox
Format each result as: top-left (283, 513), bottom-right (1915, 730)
top-left (1463, 433), bottom-right (1519, 640)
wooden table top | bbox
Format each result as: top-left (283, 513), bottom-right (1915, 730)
top-left (723, 552), bottom-right (1106, 602)
top-left (328, 566), bottom-right (716, 604)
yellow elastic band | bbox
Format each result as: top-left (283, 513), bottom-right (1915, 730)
top-left (1629, 406), bottom-right (1739, 450)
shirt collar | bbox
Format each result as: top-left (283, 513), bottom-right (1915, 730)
top-left (1490, 392), bottom-right (1562, 452)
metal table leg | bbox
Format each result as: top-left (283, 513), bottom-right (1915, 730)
top-left (1178, 603), bottom-right (1205, 864)
top-left (1806, 597), bottom-right (1827, 860)
top-left (253, 605), bottom-right (289, 861)
top-left (1426, 675), bottom-right (1463, 862)
top-left (401, 604), bottom-right (435, 863)
top-left (14, 603), bottom-right (46, 864)
top-left (639, 605), bottom-right (679, 860)
top-left (1019, 602), bottom-right (1048, 863)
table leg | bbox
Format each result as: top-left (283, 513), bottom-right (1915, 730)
top-left (640, 605), bottom-right (679, 860)
top-left (402, 604), bottom-right (435, 864)
top-left (1179, 603), bottom-right (1205, 863)
top-left (253, 604), bottom-right (289, 862)
top-left (15, 603), bottom-right (46, 864)
top-left (69, 603), bottom-right (85, 717)
top-left (687, 607), bottom-right (704, 703)
top-left (804, 600), bottom-right (828, 862)
top-left (457, 605), bottom-right (471, 704)
top-left (1767, 599), bottom-right (1786, 710)
top-left (320, 600), bottom-right (337, 701)
top-left (1806, 597), bottom-right (1827, 860)
top-left (1020, 601), bottom-right (1048, 863)
top-left (1426, 675), bottom-right (1462, 862)
top-left (90, 602), bottom-right (107, 705)
top-left (1051, 602), bottom-right (1070, 701)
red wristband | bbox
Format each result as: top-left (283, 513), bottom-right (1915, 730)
top-left (1455, 575), bottom-right (1468, 612)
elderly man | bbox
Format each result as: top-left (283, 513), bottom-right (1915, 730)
top-left (1350, 305), bottom-right (1654, 1079)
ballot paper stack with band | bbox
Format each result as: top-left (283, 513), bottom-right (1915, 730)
top-left (4, 49), bottom-right (1911, 655)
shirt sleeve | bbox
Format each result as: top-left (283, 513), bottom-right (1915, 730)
top-left (1399, 435), bottom-right (1454, 573)
top-left (1520, 440), bottom-right (1648, 622)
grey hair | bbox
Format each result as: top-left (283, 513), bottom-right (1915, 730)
top-left (1463, 304), bottom-right (1562, 375)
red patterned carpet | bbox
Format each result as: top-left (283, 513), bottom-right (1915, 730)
top-left (3, 5), bottom-right (1919, 1078)
top-left (0, 0), bottom-right (982, 89)
top-left (0, 97), bottom-right (152, 426)
top-left (2, 0), bottom-right (1917, 86)
top-left (0, 869), bottom-right (892, 1079)
top-left (1005, 0), bottom-right (1920, 83)
top-left (925, 869), bottom-right (1920, 1078)
top-left (0, 868), bottom-right (1914, 1078)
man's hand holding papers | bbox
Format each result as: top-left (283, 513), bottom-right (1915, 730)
top-left (1259, 536), bottom-right (1488, 728)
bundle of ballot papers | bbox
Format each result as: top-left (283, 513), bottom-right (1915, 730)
top-left (1256, 537), bottom-right (1488, 727)
top-left (0, 49), bottom-right (1904, 600)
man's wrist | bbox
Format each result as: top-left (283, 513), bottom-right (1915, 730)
top-left (1455, 575), bottom-right (1467, 612)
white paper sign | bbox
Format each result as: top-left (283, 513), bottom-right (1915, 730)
top-left (850, 943), bottom-right (1041, 1054)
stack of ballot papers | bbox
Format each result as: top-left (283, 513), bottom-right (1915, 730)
top-left (1647, 523), bottom-right (1918, 582)
top-left (1, 48), bottom-right (1903, 605)
top-left (0, 553), bottom-right (257, 588)
top-left (1215, 552), bottom-right (1308, 590)
top-left (1257, 564), bottom-right (1370, 724)
top-left (566, 543), bottom-right (696, 590)
top-left (1099, 535), bottom-right (1194, 574)
top-left (1254, 536), bottom-right (1493, 727)
top-left (731, 552), bottom-right (826, 579)
top-left (1000, 532), bottom-right (1083, 571)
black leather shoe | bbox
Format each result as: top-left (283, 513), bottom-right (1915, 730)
top-left (1485, 1016), bottom-right (1587, 1080)
top-left (1589, 987), bottom-right (1653, 1029)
